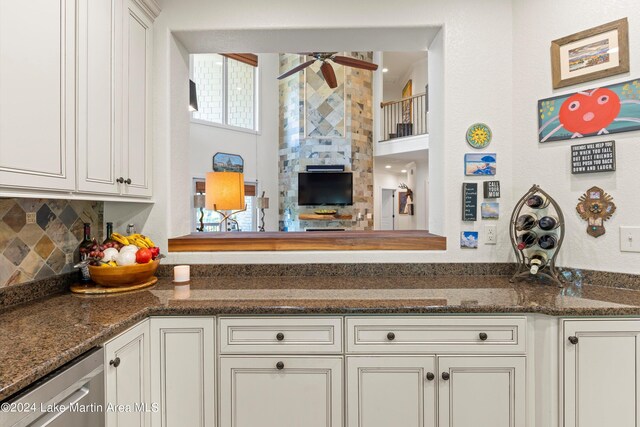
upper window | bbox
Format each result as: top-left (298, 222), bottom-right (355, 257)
top-left (190, 54), bottom-right (257, 131)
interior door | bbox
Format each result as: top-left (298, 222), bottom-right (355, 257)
top-left (379, 189), bottom-right (395, 230)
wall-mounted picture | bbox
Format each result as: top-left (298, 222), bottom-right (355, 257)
top-left (464, 153), bottom-right (497, 176)
top-left (212, 152), bottom-right (244, 172)
top-left (551, 18), bottom-right (629, 89)
top-left (481, 202), bottom-right (500, 219)
top-left (538, 78), bottom-right (640, 143)
top-left (398, 191), bottom-right (414, 215)
top-left (460, 231), bottom-right (479, 249)
top-left (466, 123), bottom-right (492, 149)
top-left (402, 79), bottom-right (412, 124)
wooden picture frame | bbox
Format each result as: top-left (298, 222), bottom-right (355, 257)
top-left (551, 18), bottom-right (629, 89)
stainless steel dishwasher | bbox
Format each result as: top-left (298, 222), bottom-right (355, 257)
top-left (0, 347), bottom-right (104, 427)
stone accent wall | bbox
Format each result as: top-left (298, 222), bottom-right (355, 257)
top-left (0, 198), bottom-right (103, 287)
top-left (278, 53), bottom-right (374, 231)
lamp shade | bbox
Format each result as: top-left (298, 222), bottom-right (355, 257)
top-left (205, 172), bottom-right (245, 210)
top-left (189, 79), bottom-right (198, 111)
top-left (193, 194), bottom-right (205, 209)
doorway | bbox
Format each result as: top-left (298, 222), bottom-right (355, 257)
top-left (380, 188), bottom-right (396, 230)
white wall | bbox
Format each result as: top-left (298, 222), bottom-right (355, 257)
top-left (512, 0), bottom-right (640, 274)
top-left (150, 0), bottom-right (515, 264)
top-left (189, 53), bottom-right (280, 231)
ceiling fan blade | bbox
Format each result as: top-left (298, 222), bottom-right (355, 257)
top-left (277, 59), bottom-right (316, 80)
top-left (332, 55), bottom-right (379, 71)
top-left (320, 62), bottom-right (338, 88)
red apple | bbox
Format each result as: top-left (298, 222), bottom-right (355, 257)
top-left (149, 247), bottom-right (160, 259)
top-left (135, 248), bottom-right (152, 264)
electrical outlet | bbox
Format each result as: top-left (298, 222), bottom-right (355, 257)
top-left (620, 226), bottom-right (640, 252)
top-left (484, 224), bottom-right (497, 244)
top-left (26, 212), bottom-right (36, 224)
top-left (65, 253), bottom-right (73, 264)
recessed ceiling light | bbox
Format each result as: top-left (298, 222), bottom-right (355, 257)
top-left (401, 169), bottom-right (407, 173)
top-left (382, 68), bottom-right (389, 73)
top-left (385, 165), bottom-right (391, 169)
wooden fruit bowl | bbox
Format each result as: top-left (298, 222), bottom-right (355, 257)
top-left (88, 259), bottom-right (160, 287)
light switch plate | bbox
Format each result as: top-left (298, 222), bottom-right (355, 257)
top-left (620, 226), bottom-right (640, 252)
top-left (484, 224), bottom-right (497, 244)
top-left (26, 212), bottom-right (36, 224)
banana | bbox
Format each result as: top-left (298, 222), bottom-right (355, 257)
top-left (142, 235), bottom-right (155, 248)
top-left (111, 232), bottom-right (129, 246)
top-left (129, 236), bottom-right (149, 248)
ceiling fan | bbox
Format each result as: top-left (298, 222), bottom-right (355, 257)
top-left (277, 53), bottom-right (379, 89)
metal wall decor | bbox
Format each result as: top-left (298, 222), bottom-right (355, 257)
top-left (576, 186), bottom-right (616, 237)
top-left (510, 184), bottom-right (565, 287)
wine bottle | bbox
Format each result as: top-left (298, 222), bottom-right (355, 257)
top-left (103, 222), bottom-right (118, 247)
top-left (79, 223), bottom-right (93, 261)
top-left (515, 213), bottom-right (537, 231)
top-left (517, 231), bottom-right (537, 250)
top-left (529, 251), bottom-right (549, 274)
top-left (538, 234), bottom-right (557, 250)
top-left (526, 194), bottom-right (549, 209)
top-left (538, 215), bottom-right (559, 231)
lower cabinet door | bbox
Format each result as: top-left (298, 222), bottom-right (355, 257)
top-left (219, 356), bottom-right (343, 427)
top-left (150, 317), bottom-right (215, 427)
top-left (563, 320), bottom-right (640, 427)
top-left (104, 320), bottom-right (150, 427)
top-left (438, 356), bottom-right (525, 427)
top-left (346, 356), bottom-right (436, 427)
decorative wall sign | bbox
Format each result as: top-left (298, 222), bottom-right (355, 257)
top-left (571, 141), bottom-right (616, 174)
top-left (464, 153), bottom-right (496, 176)
top-left (538, 78), bottom-right (640, 143)
top-left (462, 183), bottom-right (478, 221)
top-left (481, 202), bottom-right (499, 220)
top-left (460, 231), bottom-right (479, 249)
top-left (213, 152), bottom-right (244, 172)
top-left (466, 123), bottom-right (492, 148)
top-left (576, 186), bottom-right (616, 237)
top-left (551, 18), bottom-right (629, 89)
top-left (483, 181), bottom-right (501, 198)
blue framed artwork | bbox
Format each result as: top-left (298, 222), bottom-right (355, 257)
top-left (460, 231), bottom-right (479, 249)
top-left (213, 152), bottom-right (244, 173)
top-left (538, 78), bottom-right (640, 143)
top-left (464, 153), bottom-right (496, 176)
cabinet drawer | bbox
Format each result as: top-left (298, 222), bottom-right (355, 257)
top-left (346, 316), bottom-right (526, 354)
top-left (219, 317), bottom-right (343, 354)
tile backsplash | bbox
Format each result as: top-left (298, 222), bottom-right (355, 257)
top-left (0, 198), bottom-right (103, 287)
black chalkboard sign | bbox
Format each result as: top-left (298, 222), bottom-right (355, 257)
top-left (483, 181), bottom-right (500, 198)
top-left (571, 141), bottom-right (616, 174)
top-left (462, 183), bottom-right (478, 221)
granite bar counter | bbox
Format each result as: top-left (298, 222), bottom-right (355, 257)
top-left (2, 274), bottom-right (640, 401)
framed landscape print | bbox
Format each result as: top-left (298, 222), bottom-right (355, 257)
top-left (212, 152), bottom-right (244, 172)
top-left (551, 18), bottom-right (629, 89)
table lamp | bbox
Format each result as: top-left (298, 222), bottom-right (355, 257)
top-left (256, 191), bottom-right (270, 232)
top-left (205, 172), bottom-right (246, 231)
top-left (194, 194), bottom-right (205, 231)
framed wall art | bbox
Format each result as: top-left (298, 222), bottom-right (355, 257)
top-left (212, 152), bottom-right (244, 172)
top-left (551, 18), bottom-right (629, 89)
top-left (464, 153), bottom-right (496, 176)
top-left (398, 190), bottom-right (414, 215)
top-left (402, 79), bottom-right (412, 124)
top-left (538, 78), bottom-right (640, 143)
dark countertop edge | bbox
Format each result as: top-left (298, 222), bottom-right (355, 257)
top-left (4, 303), bottom-right (640, 402)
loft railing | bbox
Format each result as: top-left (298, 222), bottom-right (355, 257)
top-left (380, 92), bottom-right (428, 142)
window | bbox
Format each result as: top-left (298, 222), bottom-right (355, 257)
top-left (193, 179), bottom-right (257, 232)
top-left (190, 54), bottom-right (257, 131)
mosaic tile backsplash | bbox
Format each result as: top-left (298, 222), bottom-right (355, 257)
top-left (0, 198), bottom-right (103, 287)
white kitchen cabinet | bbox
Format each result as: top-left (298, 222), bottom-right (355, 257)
top-left (105, 320), bottom-right (151, 427)
top-left (121, 0), bottom-right (153, 197)
top-left (150, 317), bottom-right (216, 427)
top-left (562, 319), bottom-right (640, 427)
top-left (0, 0), bottom-right (76, 191)
top-left (219, 356), bottom-right (343, 427)
top-left (346, 356), bottom-right (436, 427)
top-left (438, 356), bottom-right (526, 427)
top-left (77, 0), bottom-right (122, 195)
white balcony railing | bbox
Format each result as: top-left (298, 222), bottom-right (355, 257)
top-left (380, 92), bottom-right (428, 142)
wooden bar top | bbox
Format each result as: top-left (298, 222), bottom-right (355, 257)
top-left (168, 230), bottom-right (447, 252)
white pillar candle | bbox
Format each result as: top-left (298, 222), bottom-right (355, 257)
top-left (173, 265), bottom-right (190, 282)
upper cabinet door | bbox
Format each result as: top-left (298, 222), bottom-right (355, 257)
top-left (563, 319), bottom-right (640, 427)
top-left (122, 0), bottom-right (153, 197)
top-left (0, 0), bottom-right (76, 191)
top-left (77, 0), bottom-right (122, 194)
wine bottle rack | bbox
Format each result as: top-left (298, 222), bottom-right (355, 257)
top-left (509, 184), bottom-right (565, 287)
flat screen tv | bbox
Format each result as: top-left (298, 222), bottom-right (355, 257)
top-left (298, 172), bottom-right (353, 206)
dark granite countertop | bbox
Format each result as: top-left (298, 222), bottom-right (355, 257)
top-left (2, 275), bottom-right (640, 401)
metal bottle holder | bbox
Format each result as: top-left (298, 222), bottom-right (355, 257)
top-left (509, 184), bottom-right (565, 287)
